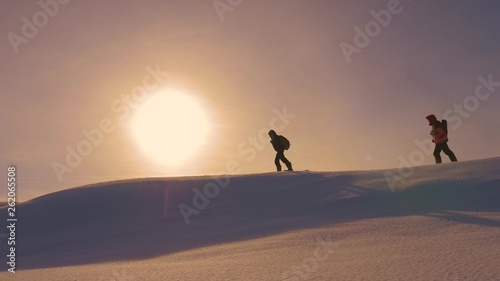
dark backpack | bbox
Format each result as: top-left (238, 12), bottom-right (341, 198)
top-left (278, 135), bottom-right (290, 150)
top-left (442, 119), bottom-right (448, 135)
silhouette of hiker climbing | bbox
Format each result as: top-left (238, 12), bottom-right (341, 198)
top-left (268, 130), bottom-right (293, 171)
top-left (426, 114), bottom-right (457, 164)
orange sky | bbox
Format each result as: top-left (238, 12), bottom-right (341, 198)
top-left (1, 0), bottom-right (500, 201)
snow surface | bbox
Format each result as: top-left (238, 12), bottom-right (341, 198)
top-left (1, 157), bottom-right (499, 280)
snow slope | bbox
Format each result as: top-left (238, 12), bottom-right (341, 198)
top-left (1, 157), bottom-right (499, 280)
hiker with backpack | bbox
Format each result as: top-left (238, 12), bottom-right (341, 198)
top-left (268, 130), bottom-right (293, 171)
top-left (426, 114), bottom-right (457, 164)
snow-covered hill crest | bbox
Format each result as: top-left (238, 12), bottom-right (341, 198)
top-left (0, 157), bottom-right (499, 280)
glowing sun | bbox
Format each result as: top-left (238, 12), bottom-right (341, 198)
top-left (132, 90), bottom-right (209, 165)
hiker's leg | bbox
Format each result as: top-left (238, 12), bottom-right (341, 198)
top-left (274, 153), bottom-right (282, 171)
top-left (278, 151), bottom-right (292, 171)
top-left (442, 143), bottom-right (457, 162)
top-left (433, 143), bottom-right (443, 164)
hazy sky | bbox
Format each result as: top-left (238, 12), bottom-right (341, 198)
top-left (1, 0), bottom-right (499, 201)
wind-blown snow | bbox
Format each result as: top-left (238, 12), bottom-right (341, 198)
top-left (1, 157), bottom-right (499, 280)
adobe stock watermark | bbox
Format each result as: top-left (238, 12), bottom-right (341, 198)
top-left (281, 235), bottom-right (340, 281)
top-left (7, 0), bottom-right (71, 54)
top-left (51, 65), bottom-right (169, 182)
top-left (385, 73), bottom-right (499, 191)
top-left (213, 0), bottom-right (244, 21)
top-left (176, 106), bottom-right (296, 224)
top-left (339, 0), bottom-right (407, 64)
top-left (97, 269), bottom-right (134, 281)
